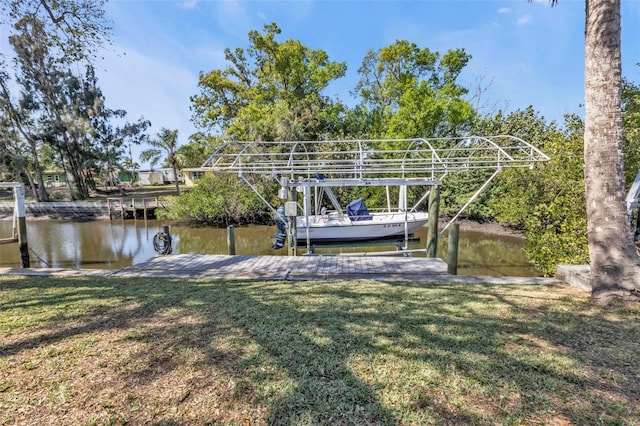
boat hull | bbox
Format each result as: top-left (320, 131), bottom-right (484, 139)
top-left (295, 212), bottom-right (428, 243)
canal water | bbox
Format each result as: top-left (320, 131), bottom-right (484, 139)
top-left (0, 219), bottom-right (538, 276)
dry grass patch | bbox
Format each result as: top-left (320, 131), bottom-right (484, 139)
top-left (1, 276), bottom-right (638, 425)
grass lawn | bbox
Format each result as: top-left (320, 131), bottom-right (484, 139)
top-left (0, 276), bottom-right (638, 425)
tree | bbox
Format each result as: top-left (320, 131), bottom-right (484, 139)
top-left (1, 0), bottom-right (111, 63)
top-left (581, 0), bottom-right (640, 304)
top-left (191, 23), bottom-right (347, 141)
top-left (89, 89), bottom-right (150, 192)
top-left (483, 111), bottom-right (588, 276)
top-left (0, 103), bottom-right (41, 196)
top-left (0, 65), bottom-right (50, 201)
top-left (447, 107), bottom-right (559, 223)
top-left (175, 132), bottom-right (224, 168)
top-left (2, 9), bottom-right (148, 200)
top-left (0, 0), bottom-right (121, 199)
top-left (141, 128), bottom-right (182, 195)
top-left (354, 41), bottom-right (475, 138)
top-left (9, 18), bottom-right (120, 199)
top-left (543, 0), bottom-right (640, 304)
top-left (122, 158), bottom-right (140, 186)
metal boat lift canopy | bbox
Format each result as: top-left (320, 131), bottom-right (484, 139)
top-left (202, 135), bottom-right (549, 182)
top-left (201, 136), bottom-right (549, 246)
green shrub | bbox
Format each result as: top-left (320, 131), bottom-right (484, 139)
top-left (158, 174), bottom-right (274, 226)
top-left (489, 114), bottom-right (589, 276)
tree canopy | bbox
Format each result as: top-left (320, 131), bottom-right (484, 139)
top-left (355, 41), bottom-right (475, 138)
top-left (191, 23), bottom-right (347, 142)
top-left (0, 0), bottom-right (149, 199)
top-left (141, 128), bottom-right (182, 194)
top-left (0, 0), bottom-right (111, 63)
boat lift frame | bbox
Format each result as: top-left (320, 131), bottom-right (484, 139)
top-left (202, 135), bottom-right (550, 254)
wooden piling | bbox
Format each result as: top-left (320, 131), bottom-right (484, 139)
top-left (14, 184), bottom-right (29, 268)
top-left (447, 222), bottom-right (460, 275)
top-left (426, 186), bottom-right (440, 258)
top-left (227, 225), bottom-right (236, 255)
top-left (153, 225), bottom-right (173, 255)
top-left (107, 198), bottom-right (125, 220)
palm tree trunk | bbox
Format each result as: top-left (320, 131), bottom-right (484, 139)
top-left (584, 0), bottom-right (640, 305)
top-left (172, 163), bottom-right (180, 195)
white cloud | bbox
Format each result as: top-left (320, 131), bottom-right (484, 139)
top-left (498, 7), bottom-right (511, 14)
top-left (517, 15), bottom-right (532, 25)
top-left (177, 0), bottom-right (197, 11)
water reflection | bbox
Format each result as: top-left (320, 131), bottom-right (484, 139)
top-left (0, 219), bottom-right (538, 276)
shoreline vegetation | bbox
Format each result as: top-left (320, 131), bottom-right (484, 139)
top-left (1, 275), bottom-right (638, 425)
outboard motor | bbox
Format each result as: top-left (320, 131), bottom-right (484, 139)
top-left (272, 205), bottom-right (288, 249)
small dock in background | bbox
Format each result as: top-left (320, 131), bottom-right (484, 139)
top-left (106, 197), bottom-right (161, 220)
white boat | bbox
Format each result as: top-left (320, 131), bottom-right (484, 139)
top-left (295, 202), bottom-right (428, 244)
top-left (295, 212), bottom-right (428, 243)
top-left (273, 195), bottom-right (428, 248)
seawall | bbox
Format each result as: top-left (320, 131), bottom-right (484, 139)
top-left (0, 201), bottom-right (109, 220)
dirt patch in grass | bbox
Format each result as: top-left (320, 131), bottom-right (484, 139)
top-left (1, 276), bottom-right (638, 425)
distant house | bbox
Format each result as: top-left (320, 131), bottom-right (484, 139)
top-left (136, 168), bottom-right (188, 186)
top-left (138, 170), bottom-right (165, 185)
top-left (30, 170), bottom-right (67, 188)
top-left (183, 168), bottom-right (214, 187)
top-left (157, 168), bottom-right (184, 184)
top-left (117, 170), bottom-right (137, 185)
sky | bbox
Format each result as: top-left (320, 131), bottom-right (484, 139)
top-left (6, 0), bottom-right (640, 165)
